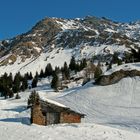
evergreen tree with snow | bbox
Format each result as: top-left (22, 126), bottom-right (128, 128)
top-left (28, 90), bottom-right (40, 107)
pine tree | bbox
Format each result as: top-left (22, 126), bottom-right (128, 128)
top-left (28, 90), bottom-right (40, 107)
top-left (69, 56), bottom-right (76, 71)
top-left (51, 71), bottom-right (60, 91)
top-left (25, 72), bottom-right (29, 80)
top-left (8, 73), bottom-right (13, 88)
top-left (44, 65), bottom-right (48, 77)
top-left (29, 72), bottom-right (33, 80)
top-left (8, 89), bottom-right (14, 98)
top-left (54, 66), bottom-right (60, 74)
top-left (35, 72), bottom-right (39, 79)
top-left (80, 58), bottom-right (87, 70)
top-left (39, 69), bottom-right (44, 78)
top-left (15, 93), bottom-right (21, 99)
top-left (0, 74), bottom-right (10, 98)
top-left (32, 77), bottom-right (38, 88)
top-left (44, 63), bottom-right (53, 77)
top-left (62, 62), bottom-right (70, 81)
top-left (3, 73), bottom-right (8, 86)
top-left (75, 62), bottom-right (81, 72)
top-left (21, 75), bottom-right (28, 91)
top-left (12, 72), bottom-right (21, 93)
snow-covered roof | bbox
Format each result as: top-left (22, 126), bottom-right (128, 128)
top-left (43, 98), bottom-right (67, 108)
top-left (40, 98), bottom-right (85, 117)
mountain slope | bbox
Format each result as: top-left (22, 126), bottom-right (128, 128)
top-left (0, 16), bottom-right (140, 76)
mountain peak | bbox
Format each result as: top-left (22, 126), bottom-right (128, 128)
top-left (0, 16), bottom-right (140, 76)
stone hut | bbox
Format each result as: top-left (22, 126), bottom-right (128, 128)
top-left (31, 99), bottom-right (85, 125)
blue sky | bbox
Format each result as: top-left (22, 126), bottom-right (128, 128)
top-left (0, 0), bottom-right (140, 40)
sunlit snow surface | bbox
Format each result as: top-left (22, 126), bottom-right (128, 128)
top-left (0, 77), bottom-right (140, 139)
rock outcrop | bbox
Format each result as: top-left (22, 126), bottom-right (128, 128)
top-left (95, 69), bottom-right (140, 86)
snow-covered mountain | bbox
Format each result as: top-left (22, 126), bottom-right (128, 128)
top-left (0, 16), bottom-right (140, 76)
top-left (1, 16), bottom-right (140, 140)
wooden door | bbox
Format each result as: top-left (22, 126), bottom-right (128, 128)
top-left (47, 112), bottom-right (60, 125)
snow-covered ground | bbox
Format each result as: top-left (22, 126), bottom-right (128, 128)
top-left (0, 98), bottom-right (140, 140)
top-left (1, 121), bottom-right (140, 140)
top-left (0, 76), bottom-right (140, 139)
top-left (55, 77), bottom-right (140, 131)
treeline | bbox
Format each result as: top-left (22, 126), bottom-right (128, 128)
top-left (51, 57), bottom-right (88, 91)
top-left (0, 72), bottom-right (32, 98)
top-left (0, 62), bottom-right (54, 98)
top-left (0, 56), bottom-right (88, 98)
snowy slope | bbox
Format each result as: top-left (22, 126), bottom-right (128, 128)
top-left (119, 21), bottom-right (140, 39)
top-left (0, 48), bottom-right (72, 76)
top-left (0, 43), bottom-right (129, 76)
top-left (0, 93), bottom-right (140, 140)
top-left (0, 76), bottom-right (140, 139)
top-left (54, 77), bottom-right (140, 131)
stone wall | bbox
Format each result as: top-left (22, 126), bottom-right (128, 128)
top-left (31, 104), bottom-right (46, 125)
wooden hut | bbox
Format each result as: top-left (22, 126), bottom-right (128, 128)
top-left (31, 99), bottom-right (85, 125)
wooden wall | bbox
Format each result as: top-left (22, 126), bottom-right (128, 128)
top-left (60, 112), bottom-right (81, 123)
top-left (31, 104), bottom-right (82, 125)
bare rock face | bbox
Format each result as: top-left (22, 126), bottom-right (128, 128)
top-left (0, 18), bottom-right (62, 64)
top-left (96, 70), bottom-right (140, 86)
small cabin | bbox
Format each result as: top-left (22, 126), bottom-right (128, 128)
top-left (31, 99), bottom-right (85, 125)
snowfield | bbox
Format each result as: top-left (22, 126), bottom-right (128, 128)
top-left (55, 77), bottom-right (140, 130)
top-left (0, 76), bottom-right (140, 139)
top-left (1, 122), bottom-right (140, 140)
